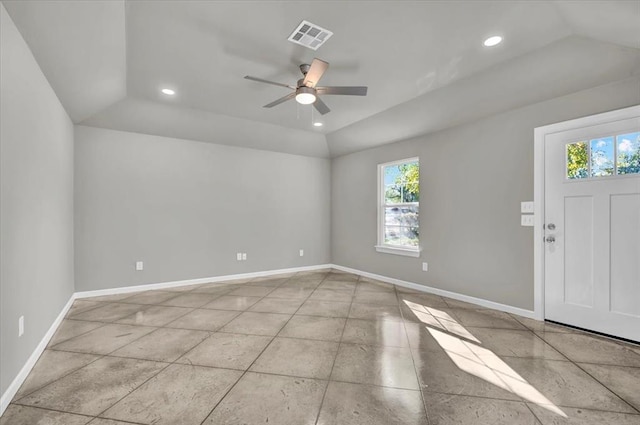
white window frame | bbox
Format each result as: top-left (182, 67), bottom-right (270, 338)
top-left (375, 157), bottom-right (421, 257)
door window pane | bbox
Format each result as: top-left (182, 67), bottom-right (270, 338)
top-left (616, 132), bottom-right (640, 175)
top-left (567, 142), bottom-right (588, 179)
top-left (590, 137), bottom-right (615, 177)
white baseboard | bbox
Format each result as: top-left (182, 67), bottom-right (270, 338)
top-left (1, 261), bottom-right (536, 417)
top-left (0, 294), bottom-right (76, 416)
top-left (331, 264), bottom-right (538, 320)
top-left (75, 264), bottom-right (333, 299)
top-left (0, 263), bottom-right (332, 416)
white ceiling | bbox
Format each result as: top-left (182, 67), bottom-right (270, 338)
top-left (3, 0), bottom-right (639, 158)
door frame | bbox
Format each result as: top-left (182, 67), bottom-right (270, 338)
top-left (533, 104), bottom-right (640, 321)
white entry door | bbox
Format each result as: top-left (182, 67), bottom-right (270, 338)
top-left (544, 112), bottom-right (640, 342)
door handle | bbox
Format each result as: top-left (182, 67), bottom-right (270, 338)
top-left (545, 236), bottom-right (556, 243)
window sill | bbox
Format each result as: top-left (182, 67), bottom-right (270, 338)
top-left (375, 245), bottom-right (421, 258)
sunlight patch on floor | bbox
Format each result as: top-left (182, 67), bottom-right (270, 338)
top-left (402, 298), bottom-right (566, 418)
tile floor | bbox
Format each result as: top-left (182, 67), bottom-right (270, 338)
top-left (2, 269), bottom-right (639, 425)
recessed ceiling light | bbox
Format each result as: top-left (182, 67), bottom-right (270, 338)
top-left (483, 36), bottom-right (502, 47)
top-left (161, 88), bottom-right (176, 95)
top-left (313, 122), bottom-right (323, 127)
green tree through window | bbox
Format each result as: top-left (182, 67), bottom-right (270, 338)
top-left (617, 132), bottom-right (640, 175)
top-left (380, 159), bottom-right (419, 249)
top-left (567, 142), bottom-right (588, 179)
top-left (566, 133), bottom-right (640, 179)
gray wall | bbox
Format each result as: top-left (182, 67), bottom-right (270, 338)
top-left (331, 77), bottom-right (640, 310)
top-left (0, 4), bottom-right (74, 395)
top-left (74, 126), bottom-right (331, 291)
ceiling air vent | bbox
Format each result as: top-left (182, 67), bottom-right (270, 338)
top-left (288, 20), bottom-right (333, 50)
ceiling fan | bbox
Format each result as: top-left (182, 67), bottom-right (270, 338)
top-left (244, 58), bottom-right (367, 115)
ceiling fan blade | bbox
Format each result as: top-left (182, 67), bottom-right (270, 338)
top-left (313, 97), bottom-right (331, 115)
top-left (263, 92), bottom-right (296, 108)
top-left (245, 76), bottom-right (295, 89)
top-left (302, 58), bottom-right (329, 88)
top-left (316, 86), bottom-right (368, 96)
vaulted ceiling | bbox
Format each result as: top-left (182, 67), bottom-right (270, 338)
top-left (3, 1), bottom-right (639, 158)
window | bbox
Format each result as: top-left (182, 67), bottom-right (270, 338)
top-left (376, 157), bottom-right (420, 257)
top-left (566, 131), bottom-right (640, 180)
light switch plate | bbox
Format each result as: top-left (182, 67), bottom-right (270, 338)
top-left (521, 201), bottom-right (534, 213)
top-left (422, 262), bottom-right (428, 272)
top-left (521, 215), bottom-right (535, 226)
top-left (18, 316), bottom-right (24, 337)
top-left (135, 261), bottom-right (144, 271)
top-left (236, 253), bottom-right (242, 261)
top-left (242, 253), bottom-right (247, 260)
top-left (299, 249), bottom-right (304, 257)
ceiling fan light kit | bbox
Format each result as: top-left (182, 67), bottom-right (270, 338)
top-left (295, 87), bottom-right (316, 105)
top-left (244, 58), bottom-right (368, 116)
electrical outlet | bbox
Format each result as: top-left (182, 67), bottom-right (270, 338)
top-left (520, 201), bottom-right (534, 213)
top-left (299, 249), bottom-right (304, 257)
top-left (422, 262), bottom-right (428, 272)
top-left (521, 215), bottom-right (535, 226)
top-left (135, 261), bottom-right (144, 271)
top-left (18, 316), bottom-right (24, 337)
top-left (242, 253), bottom-right (247, 261)
top-left (236, 253), bottom-right (242, 261)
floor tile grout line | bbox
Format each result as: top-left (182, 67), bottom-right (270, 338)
top-left (312, 276), bottom-right (357, 425)
top-left (50, 276), bottom-right (310, 422)
top-left (57, 306), bottom-right (406, 350)
top-left (196, 272), bottom-right (335, 425)
top-left (523, 399), bottom-right (640, 417)
top-left (46, 320), bottom-right (112, 350)
top-left (117, 291), bottom-right (184, 306)
top-left (570, 360), bottom-right (640, 415)
top-left (43, 308), bottom-right (640, 418)
top-left (526, 330), bottom-right (640, 415)
top-left (5, 403), bottom-right (102, 423)
top-left (87, 417), bottom-right (147, 425)
top-left (10, 277), bottom-right (450, 418)
top-left (397, 283), bottom-right (433, 425)
top-left (90, 318), bottom-right (239, 422)
top-left (119, 303), bottom-right (199, 327)
top-left (17, 317), bottom-right (193, 418)
top-left (66, 302), bottom-right (113, 319)
top-left (510, 313), bottom-right (640, 350)
top-left (409, 301), bottom-right (640, 417)
top-left (11, 350), bottom-right (110, 404)
top-left (10, 272), bottom-right (333, 416)
top-left (161, 308), bottom-right (242, 333)
top-left (56, 285), bottom-right (445, 358)
top-left (571, 361), bottom-right (640, 369)
top-left (92, 339), bottom-right (200, 421)
top-left (422, 386), bottom-right (638, 415)
top-left (419, 389), bottom-right (530, 404)
top-left (524, 402), bottom-right (546, 425)
top-left (164, 274), bottom-right (316, 358)
top-left (21, 270), bottom-right (640, 423)
top-left (48, 335), bottom-right (423, 358)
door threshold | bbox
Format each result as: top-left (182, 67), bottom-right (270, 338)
top-left (546, 320), bottom-right (640, 346)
